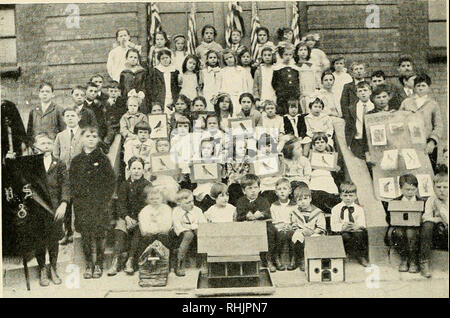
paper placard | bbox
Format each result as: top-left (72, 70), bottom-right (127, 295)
top-left (251, 155), bottom-right (281, 177)
top-left (150, 153), bottom-right (179, 176)
top-left (379, 177), bottom-right (397, 199)
top-left (190, 162), bottom-right (221, 183)
top-left (408, 122), bottom-right (426, 144)
top-left (416, 174), bottom-right (434, 197)
top-left (310, 151), bottom-right (338, 171)
top-left (401, 149), bottom-right (421, 170)
top-left (380, 149), bottom-right (399, 170)
top-left (148, 114), bottom-right (169, 139)
top-left (228, 117), bottom-right (255, 137)
top-left (370, 124), bottom-right (387, 146)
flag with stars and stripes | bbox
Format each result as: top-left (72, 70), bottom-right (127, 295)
top-left (148, 2), bottom-right (162, 45)
top-left (187, 3), bottom-right (198, 55)
top-left (291, 2), bottom-right (301, 46)
top-left (225, 2), bottom-right (245, 48)
top-left (250, 2), bottom-right (261, 61)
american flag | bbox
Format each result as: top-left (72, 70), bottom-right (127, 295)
top-left (148, 2), bottom-right (162, 45)
top-left (225, 2), bottom-right (245, 48)
top-left (187, 3), bottom-right (198, 55)
top-left (250, 2), bottom-right (261, 61)
top-left (291, 2), bottom-right (301, 46)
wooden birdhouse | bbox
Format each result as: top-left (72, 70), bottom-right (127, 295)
top-left (305, 236), bottom-right (347, 282)
top-left (388, 200), bottom-right (424, 227)
top-left (197, 222), bottom-right (268, 279)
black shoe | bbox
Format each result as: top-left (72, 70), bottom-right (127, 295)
top-left (83, 263), bottom-right (93, 279)
top-left (107, 256), bottom-right (121, 276)
top-left (398, 258), bottom-right (409, 272)
top-left (275, 257), bottom-right (285, 271)
top-left (287, 257), bottom-right (297, 271)
top-left (420, 261), bottom-right (432, 278)
top-left (39, 267), bottom-right (49, 287)
top-left (358, 256), bottom-right (369, 267)
top-left (92, 265), bottom-right (102, 279)
top-left (50, 266), bottom-right (62, 285)
top-left (298, 260), bottom-right (305, 272)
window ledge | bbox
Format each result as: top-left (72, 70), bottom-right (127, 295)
top-left (427, 47), bottom-right (447, 63)
top-left (1, 65), bottom-right (21, 79)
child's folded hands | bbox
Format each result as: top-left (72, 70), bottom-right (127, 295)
top-left (253, 211), bottom-right (265, 219)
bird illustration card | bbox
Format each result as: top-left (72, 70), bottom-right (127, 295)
top-left (190, 162), bottom-right (221, 183)
top-left (228, 117), bottom-right (255, 137)
top-left (380, 149), bottom-right (399, 170)
top-left (370, 124), bottom-right (387, 146)
top-left (389, 122), bottom-right (404, 134)
top-left (150, 153), bottom-right (179, 176)
top-left (310, 151), bottom-right (338, 171)
top-left (401, 148), bottom-right (421, 170)
top-left (416, 174), bottom-right (434, 197)
top-left (379, 177), bottom-right (396, 198)
top-left (251, 155), bottom-right (281, 177)
top-left (408, 122), bottom-right (426, 144)
top-left (148, 114), bottom-right (168, 139)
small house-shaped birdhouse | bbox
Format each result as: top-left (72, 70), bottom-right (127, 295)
top-left (198, 222), bottom-right (268, 280)
top-left (388, 200), bottom-right (424, 227)
top-left (305, 236), bottom-right (347, 282)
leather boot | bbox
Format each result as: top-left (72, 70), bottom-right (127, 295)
top-left (357, 256), bottom-right (369, 267)
top-left (175, 259), bottom-right (186, 277)
top-left (92, 264), bottom-right (103, 279)
top-left (107, 255), bottom-right (120, 276)
top-left (398, 257), bottom-right (409, 272)
top-left (39, 267), bottom-right (49, 287)
top-left (298, 258), bottom-right (305, 272)
top-left (275, 256), bottom-right (285, 271)
top-left (50, 266), bottom-right (62, 285)
top-left (124, 257), bottom-right (135, 275)
top-left (83, 262), bottom-right (93, 279)
top-left (266, 254), bottom-right (276, 273)
top-left (408, 251), bottom-right (419, 273)
top-left (287, 255), bottom-right (297, 271)
top-left (420, 261), bottom-right (432, 278)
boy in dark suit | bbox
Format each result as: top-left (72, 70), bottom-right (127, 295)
top-left (340, 62), bottom-right (367, 116)
top-left (84, 82), bottom-right (108, 141)
top-left (104, 81), bottom-right (127, 146)
top-left (90, 74), bottom-right (109, 102)
top-left (236, 174), bottom-right (277, 272)
top-left (33, 133), bottom-right (70, 286)
top-left (343, 81), bottom-right (374, 160)
top-left (382, 174), bottom-right (425, 273)
top-left (27, 82), bottom-right (65, 141)
top-left (71, 85), bottom-right (98, 129)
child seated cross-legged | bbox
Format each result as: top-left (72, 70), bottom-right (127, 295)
top-left (107, 157), bottom-right (151, 276)
top-left (331, 181), bottom-right (369, 267)
top-left (419, 166), bottom-right (448, 278)
top-left (383, 174), bottom-right (424, 273)
top-left (204, 183), bottom-right (237, 223)
top-left (170, 189), bottom-right (207, 277)
top-left (236, 174), bottom-right (277, 272)
top-left (290, 182), bottom-right (327, 271)
top-left (270, 178), bottom-right (297, 271)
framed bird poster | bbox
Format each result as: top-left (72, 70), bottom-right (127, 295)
top-left (190, 162), bottom-right (222, 183)
top-left (310, 151), bottom-right (338, 171)
top-left (148, 114), bottom-right (169, 140)
top-left (250, 154), bottom-right (282, 178)
top-left (228, 117), bottom-right (255, 137)
top-left (150, 153), bottom-right (179, 176)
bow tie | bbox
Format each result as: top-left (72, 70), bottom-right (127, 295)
top-left (340, 206), bottom-right (355, 223)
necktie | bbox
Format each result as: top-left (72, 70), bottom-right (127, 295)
top-left (70, 129), bottom-right (74, 141)
top-left (340, 206), bottom-right (355, 223)
top-left (183, 212), bottom-right (191, 225)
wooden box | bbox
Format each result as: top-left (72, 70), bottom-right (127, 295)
top-left (198, 222), bottom-right (268, 279)
top-left (305, 236), bottom-right (346, 282)
top-left (388, 200), bottom-right (424, 227)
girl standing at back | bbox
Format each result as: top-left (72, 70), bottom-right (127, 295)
top-left (253, 47), bottom-right (277, 107)
top-left (253, 27), bottom-right (276, 64)
top-left (199, 50), bottom-right (222, 112)
top-left (148, 31), bottom-right (170, 67)
top-left (237, 47), bottom-right (257, 80)
top-left (303, 33), bottom-right (330, 72)
top-left (119, 48), bottom-right (149, 114)
top-left (172, 34), bottom-right (188, 72)
top-left (295, 42), bottom-right (321, 112)
top-left (219, 49), bottom-right (253, 116)
top-left (179, 55), bottom-right (201, 101)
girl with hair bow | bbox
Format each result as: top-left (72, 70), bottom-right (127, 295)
top-left (302, 33), bottom-right (330, 72)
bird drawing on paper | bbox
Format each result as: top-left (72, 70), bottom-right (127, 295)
top-left (159, 158), bottom-right (168, 169)
top-left (202, 165), bottom-right (215, 177)
top-left (384, 181), bottom-right (391, 193)
top-left (321, 155), bottom-right (330, 167)
top-left (261, 160), bottom-right (274, 173)
top-left (153, 120), bottom-right (162, 133)
top-left (422, 179), bottom-right (429, 193)
top-left (239, 122), bottom-right (248, 132)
